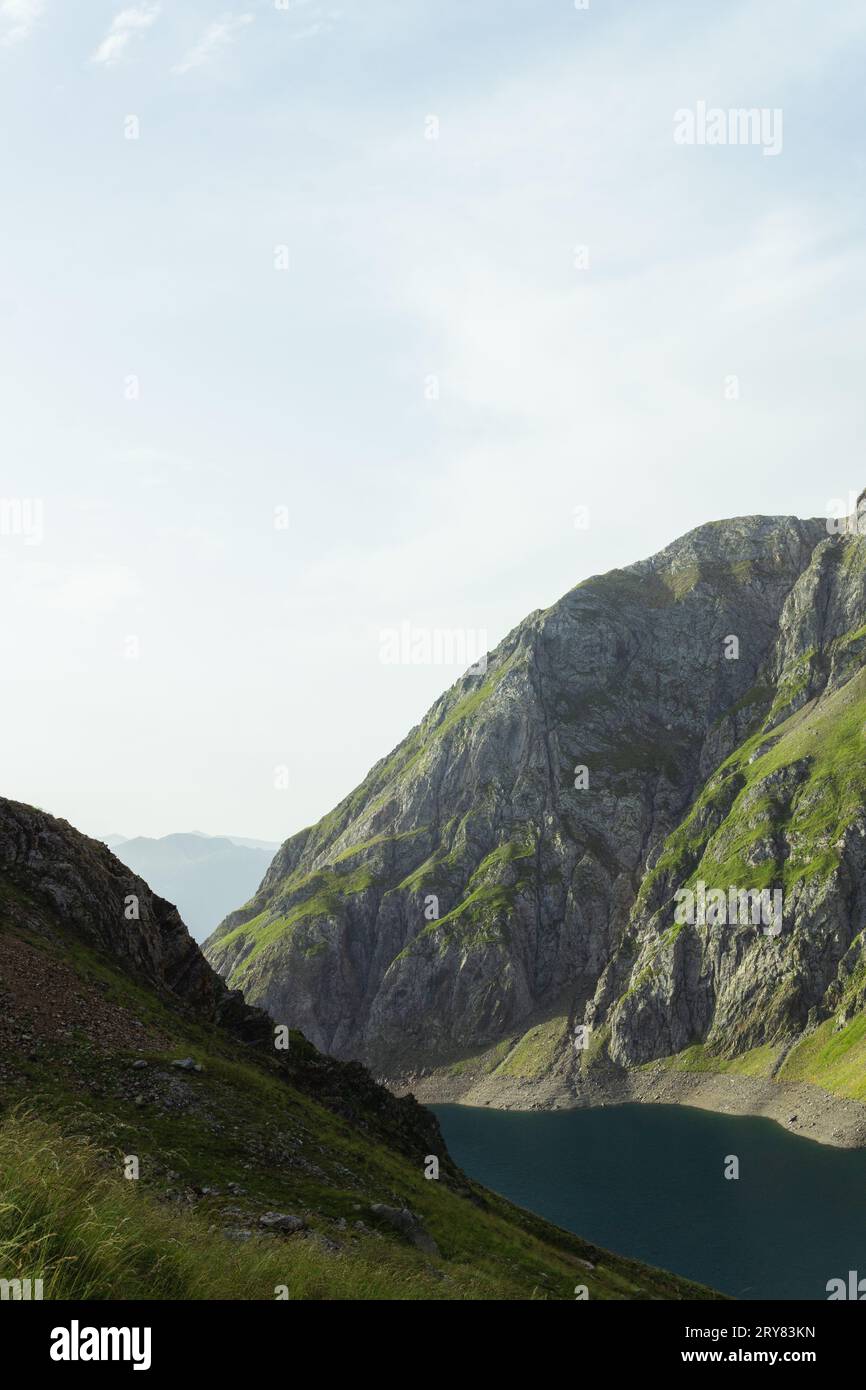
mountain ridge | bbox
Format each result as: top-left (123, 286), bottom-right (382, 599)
top-left (205, 505), bottom-right (866, 1121)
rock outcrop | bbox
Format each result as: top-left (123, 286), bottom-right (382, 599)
top-left (0, 797), bottom-right (267, 1042)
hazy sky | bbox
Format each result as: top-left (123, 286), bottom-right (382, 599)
top-left (2, 0), bottom-right (865, 842)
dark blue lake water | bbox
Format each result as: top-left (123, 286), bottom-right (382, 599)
top-left (432, 1101), bottom-right (866, 1300)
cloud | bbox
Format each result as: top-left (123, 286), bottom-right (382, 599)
top-left (278, 0), bottom-right (866, 618)
top-left (286, 16), bottom-right (338, 43)
top-left (0, 0), bottom-right (44, 46)
top-left (171, 12), bottom-right (253, 76)
top-left (91, 4), bottom-right (160, 68)
top-left (275, 0), bottom-right (339, 41)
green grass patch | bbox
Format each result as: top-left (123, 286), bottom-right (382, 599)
top-left (494, 1017), bottom-right (568, 1079)
top-left (646, 1043), bottom-right (779, 1079)
top-left (778, 1016), bottom-right (866, 1102)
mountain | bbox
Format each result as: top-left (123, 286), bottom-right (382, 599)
top-left (0, 796), bottom-right (712, 1300)
top-left (111, 833), bottom-right (275, 943)
top-left (205, 495), bottom-right (866, 1138)
top-left (224, 835), bottom-right (281, 852)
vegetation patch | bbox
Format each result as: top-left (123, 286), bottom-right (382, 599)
top-left (778, 1016), bottom-right (866, 1103)
top-left (494, 1017), bottom-right (568, 1079)
top-left (635, 669), bottom-right (866, 924)
top-left (645, 1043), bottom-right (779, 1079)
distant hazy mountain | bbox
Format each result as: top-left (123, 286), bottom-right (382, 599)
top-left (110, 833), bottom-right (275, 943)
top-left (217, 835), bottom-right (280, 853)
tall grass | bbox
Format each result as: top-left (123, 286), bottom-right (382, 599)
top-left (0, 1112), bottom-right (454, 1300)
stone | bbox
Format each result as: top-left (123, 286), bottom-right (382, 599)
top-left (370, 1204), bottom-right (439, 1256)
top-left (259, 1211), bottom-right (307, 1234)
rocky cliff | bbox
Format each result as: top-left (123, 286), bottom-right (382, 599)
top-left (0, 795), bottom-right (460, 1158)
top-left (0, 797), bottom-right (267, 1040)
top-left (205, 501), bottom-right (866, 1122)
top-left (586, 505), bottom-right (866, 1084)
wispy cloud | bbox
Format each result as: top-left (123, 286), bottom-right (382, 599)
top-left (91, 4), bottom-right (160, 68)
top-left (276, 1), bottom-right (339, 42)
top-left (287, 17), bottom-right (338, 42)
top-left (7, 555), bottom-right (142, 617)
top-left (171, 12), bottom-right (253, 76)
top-left (0, 0), bottom-right (44, 46)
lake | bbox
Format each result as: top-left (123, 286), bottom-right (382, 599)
top-left (432, 1101), bottom-right (866, 1299)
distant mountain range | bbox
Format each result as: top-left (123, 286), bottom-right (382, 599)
top-left (108, 832), bottom-right (277, 943)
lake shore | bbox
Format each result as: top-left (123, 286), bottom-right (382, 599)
top-left (387, 1062), bottom-right (866, 1150)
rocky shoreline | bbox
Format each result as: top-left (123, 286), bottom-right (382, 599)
top-left (388, 1064), bottom-right (866, 1150)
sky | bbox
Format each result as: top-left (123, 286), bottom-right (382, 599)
top-left (1, 0), bottom-right (865, 843)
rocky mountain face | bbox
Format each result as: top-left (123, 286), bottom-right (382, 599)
top-left (206, 501), bottom-right (866, 1114)
top-left (0, 798), bottom-right (265, 1039)
top-left (0, 796), bottom-right (446, 1153)
top-left (587, 504), bottom-right (866, 1081)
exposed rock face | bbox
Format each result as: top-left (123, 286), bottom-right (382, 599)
top-left (204, 507), bottom-right (866, 1103)
top-left (0, 796), bottom-right (272, 1043)
top-left (587, 523), bottom-right (866, 1082)
top-left (0, 796), bottom-right (453, 1164)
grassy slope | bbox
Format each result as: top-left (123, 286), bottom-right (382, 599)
top-left (0, 907), bottom-right (716, 1301)
top-left (645, 1023), bottom-right (866, 1107)
top-left (638, 666), bottom-right (866, 906)
top-left (205, 656), bottom-right (525, 985)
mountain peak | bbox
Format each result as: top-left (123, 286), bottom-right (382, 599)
top-left (205, 505), bottom-right (866, 1113)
